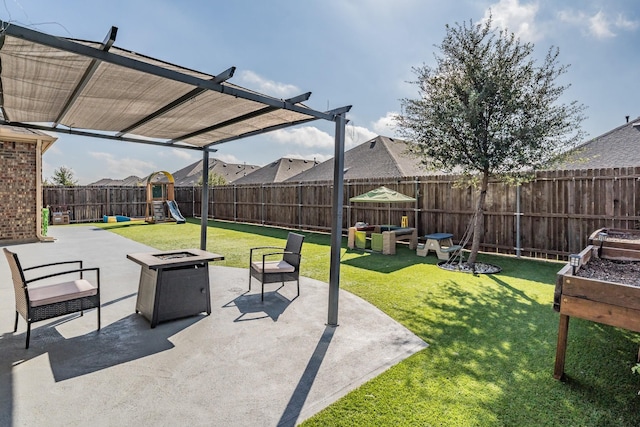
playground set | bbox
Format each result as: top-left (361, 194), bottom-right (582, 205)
top-left (103, 171), bottom-right (186, 224)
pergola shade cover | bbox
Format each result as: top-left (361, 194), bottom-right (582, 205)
top-left (0, 22), bottom-right (336, 149)
top-left (0, 21), bottom-right (350, 326)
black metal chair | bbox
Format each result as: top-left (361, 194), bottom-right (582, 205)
top-left (249, 232), bottom-right (304, 301)
top-left (3, 248), bottom-right (101, 349)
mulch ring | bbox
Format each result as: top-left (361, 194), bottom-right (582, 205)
top-left (438, 261), bottom-right (501, 274)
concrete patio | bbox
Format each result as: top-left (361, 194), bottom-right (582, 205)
top-left (0, 226), bottom-right (427, 427)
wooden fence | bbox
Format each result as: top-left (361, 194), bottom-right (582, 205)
top-left (43, 167), bottom-right (640, 259)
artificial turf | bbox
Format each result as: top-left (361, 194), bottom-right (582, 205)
top-left (100, 219), bottom-right (640, 426)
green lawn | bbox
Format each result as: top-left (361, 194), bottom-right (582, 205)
top-left (99, 219), bottom-right (640, 426)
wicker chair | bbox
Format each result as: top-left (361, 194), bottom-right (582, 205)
top-left (3, 248), bottom-right (101, 349)
top-left (249, 232), bottom-right (304, 301)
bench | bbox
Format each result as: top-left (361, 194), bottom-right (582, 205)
top-left (381, 227), bottom-right (418, 255)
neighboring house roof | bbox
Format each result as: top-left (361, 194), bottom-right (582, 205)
top-left (172, 159), bottom-right (259, 186)
top-left (554, 117), bottom-right (640, 170)
top-left (285, 135), bottom-right (429, 182)
top-left (89, 159), bottom-right (260, 186)
top-left (233, 157), bottom-right (318, 184)
top-left (88, 175), bottom-right (144, 186)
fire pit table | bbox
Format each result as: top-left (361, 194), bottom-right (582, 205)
top-left (127, 249), bottom-right (224, 328)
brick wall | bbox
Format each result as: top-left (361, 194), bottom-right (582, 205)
top-left (0, 140), bottom-right (38, 243)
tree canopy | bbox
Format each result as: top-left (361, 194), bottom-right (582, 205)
top-left (397, 17), bottom-right (585, 177)
top-left (196, 172), bottom-right (227, 186)
top-left (50, 166), bottom-right (78, 186)
top-left (396, 17), bottom-right (585, 265)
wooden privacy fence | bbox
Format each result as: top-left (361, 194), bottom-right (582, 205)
top-left (43, 167), bottom-right (640, 259)
top-left (43, 186), bottom-right (148, 221)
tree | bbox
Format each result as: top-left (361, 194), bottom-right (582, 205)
top-left (397, 17), bottom-right (585, 267)
top-left (196, 172), bottom-right (227, 186)
top-left (50, 166), bottom-right (78, 186)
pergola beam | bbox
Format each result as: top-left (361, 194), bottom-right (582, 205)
top-left (285, 92), bottom-right (312, 104)
top-left (0, 120), bottom-right (217, 153)
top-left (53, 26), bottom-right (118, 127)
top-left (204, 105), bottom-right (351, 148)
top-left (171, 105), bottom-right (279, 143)
top-left (116, 67), bottom-right (236, 137)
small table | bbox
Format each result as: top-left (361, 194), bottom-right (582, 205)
top-left (419, 233), bottom-right (460, 260)
top-left (127, 249), bottom-right (224, 328)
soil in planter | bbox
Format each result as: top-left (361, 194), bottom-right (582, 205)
top-left (575, 257), bottom-right (640, 287)
top-left (604, 229), bottom-right (640, 243)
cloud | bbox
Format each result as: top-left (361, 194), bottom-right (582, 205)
top-left (42, 159), bottom-right (55, 181)
top-left (345, 125), bottom-right (377, 149)
top-left (589, 11), bottom-right (615, 38)
top-left (265, 124), bottom-right (376, 160)
top-left (372, 112), bottom-right (399, 137)
top-left (237, 70), bottom-right (300, 98)
top-left (484, 0), bottom-right (541, 42)
top-left (269, 126), bottom-right (334, 148)
top-left (158, 148), bottom-right (194, 161)
top-left (216, 153), bottom-right (241, 164)
top-left (283, 152), bottom-right (332, 163)
top-left (558, 9), bottom-right (638, 39)
top-left (615, 13), bottom-right (639, 31)
top-left (89, 151), bottom-right (156, 178)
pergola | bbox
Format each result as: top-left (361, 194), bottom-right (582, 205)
top-left (0, 21), bottom-right (349, 325)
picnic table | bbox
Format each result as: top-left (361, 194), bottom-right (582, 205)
top-left (417, 233), bottom-right (461, 260)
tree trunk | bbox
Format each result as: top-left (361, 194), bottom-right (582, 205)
top-left (467, 172), bottom-right (490, 267)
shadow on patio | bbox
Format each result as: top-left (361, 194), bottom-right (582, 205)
top-left (0, 226), bottom-right (426, 426)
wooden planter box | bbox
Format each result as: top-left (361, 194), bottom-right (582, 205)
top-left (588, 227), bottom-right (640, 251)
top-left (553, 244), bottom-right (640, 380)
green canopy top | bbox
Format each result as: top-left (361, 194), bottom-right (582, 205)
top-left (349, 186), bottom-right (416, 203)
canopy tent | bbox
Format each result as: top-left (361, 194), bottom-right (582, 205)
top-left (350, 186), bottom-right (416, 225)
top-left (0, 21), bottom-right (349, 325)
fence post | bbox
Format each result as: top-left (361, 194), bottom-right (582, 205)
top-left (414, 178), bottom-right (420, 234)
top-left (261, 184), bottom-right (265, 225)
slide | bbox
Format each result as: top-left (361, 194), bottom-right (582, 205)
top-left (166, 200), bottom-right (186, 224)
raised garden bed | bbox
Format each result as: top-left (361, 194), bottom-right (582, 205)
top-left (588, 227), bottom-right (640, 251)
top-left (553, 243), bottom-right (640, 380)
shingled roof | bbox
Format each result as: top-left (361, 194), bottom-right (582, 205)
top-left (172, 159), bottom-right (259, 186)
top-left (554, 117), bottom-right (640, 170)
top-left (88, 158), bottom-right (259, 186)
top-left (88, 175), bottom-right (144, 186)
top-left (233, 157), bottom-right (318, 184)
top-left (285, 135), bottom-right (429, 182)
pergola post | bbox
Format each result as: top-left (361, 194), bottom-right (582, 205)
top-left (200, 150), bottom-right (210, 250)
top-left (328, 112), bottom-right (346, 326)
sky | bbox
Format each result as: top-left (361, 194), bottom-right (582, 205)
top-left (2, 0), bottom-right (639, 184)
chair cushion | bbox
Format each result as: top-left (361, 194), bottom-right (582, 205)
top-left (29, 279), bottom-right (98, 307)
top-left (251, 260), bottom-right (295, 274)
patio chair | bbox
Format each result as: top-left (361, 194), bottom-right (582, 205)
top-left (249, 232), bottom-right (304, 301)
top-left (3, 248), bottom-right (101, 349)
